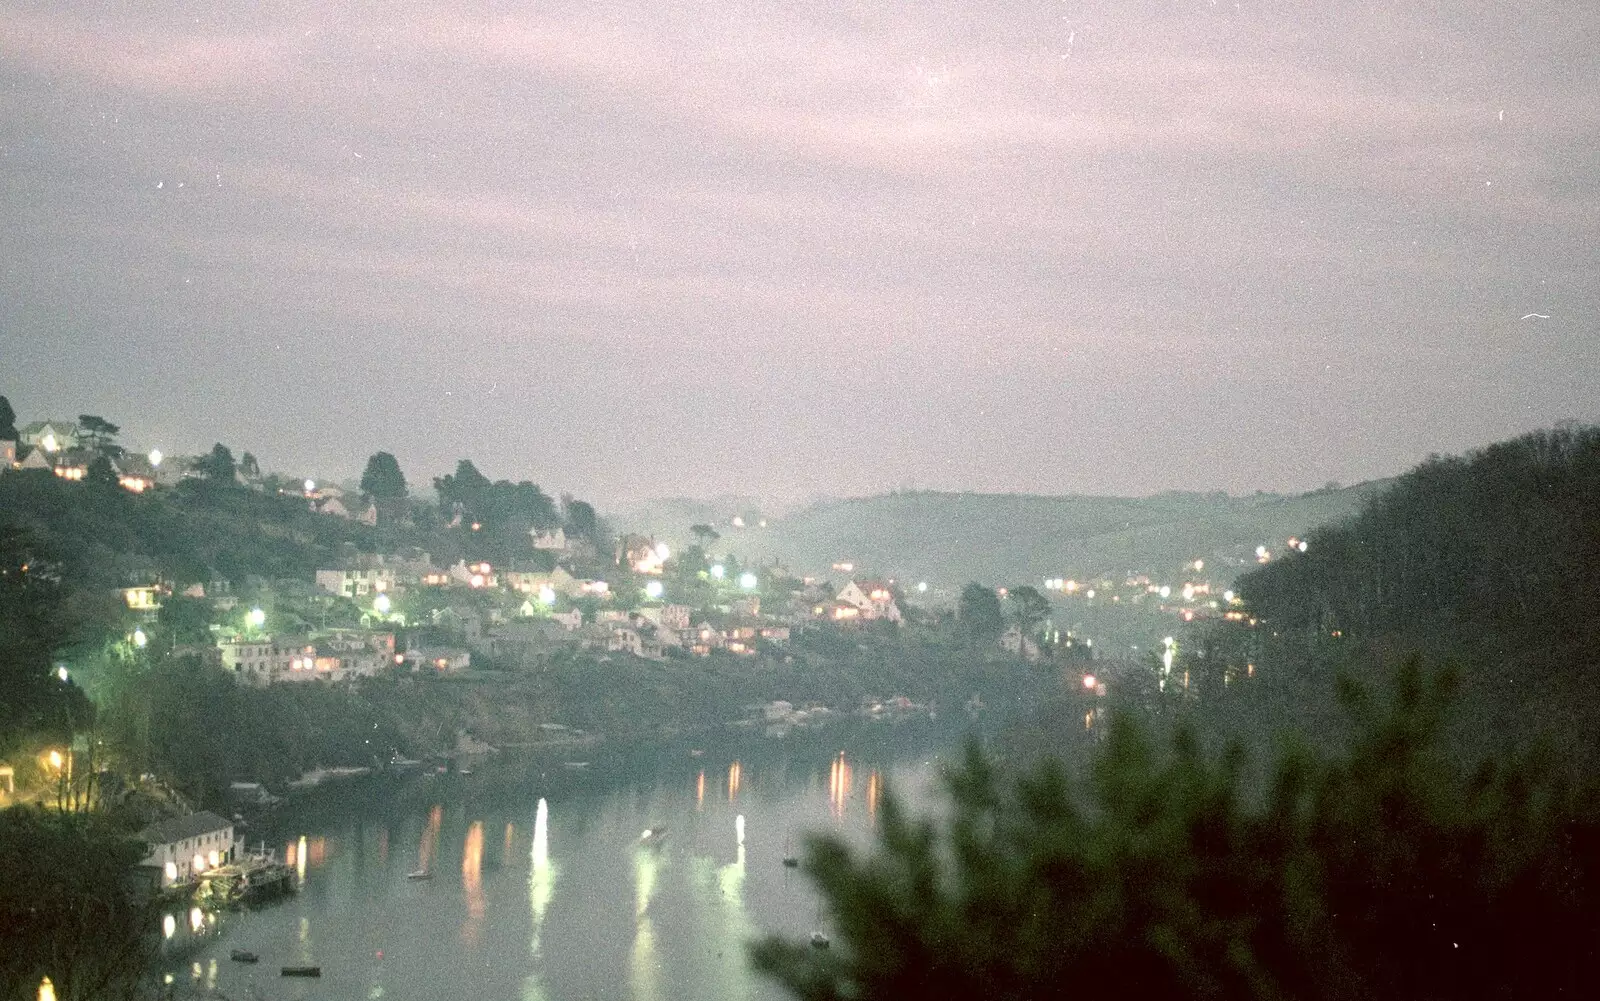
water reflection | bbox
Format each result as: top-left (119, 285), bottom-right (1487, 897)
top-left (829, 753), bottom-right (852, 819)
top-left (167, 737), bottom-right (948, 1001)
top-left (295, 835), bottom-right (307, 884)
top-left (462, 821), bottom-right (485, 946)
top-left (524, 798), bottom-right (557, 1001)
top-left (419, 803), bottom-right (442, 874)
top-left (632, 844), bottom-right (663, 1001)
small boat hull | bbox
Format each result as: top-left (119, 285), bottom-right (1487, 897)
top-left (281, 966), bottom-right (321, 977)
top-left (230, 950), bottom-right (259, 964)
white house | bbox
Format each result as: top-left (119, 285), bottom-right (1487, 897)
top-left (836, 580), bottom-right (903, 623)
top-left (17, 420), bottom-right (79, 454)
top-left (315, 566), bottom-right (398, 598)
top-left (138, 811), bottom-right (236, 888)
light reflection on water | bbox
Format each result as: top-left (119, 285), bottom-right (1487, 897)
top-left (165, 743), bottom-right (942, 1000)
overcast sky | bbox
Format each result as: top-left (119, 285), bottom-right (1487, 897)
top-left (3, 1), bottom-right (1596, 505)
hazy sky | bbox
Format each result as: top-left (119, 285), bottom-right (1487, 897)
top-left (3, 1), bottom-right (1597, 505)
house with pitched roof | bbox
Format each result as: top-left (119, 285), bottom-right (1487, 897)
top-left (835, 580), bottom-right (904, 623)
top-left (17, 420), bottom-right (79, 455)
top-left (138, 811), bottom-right (236, 888)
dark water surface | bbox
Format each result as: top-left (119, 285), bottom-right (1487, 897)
top-left (159, 723), bottom-right (961, 1001)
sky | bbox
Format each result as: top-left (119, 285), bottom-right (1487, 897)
top-left (2, 1), bottom-right (1597, 506)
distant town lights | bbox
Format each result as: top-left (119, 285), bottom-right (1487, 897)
top-left (655, 543), bottom-right (670, 560)
top-left (917, 581), bottom-right (928, 593)
top-left (645, 580), bottom-right (664, 599)
top-left (57, 665), bottom-right (70, 681)
top-left (1082, 674), bottom-right (1097, 690)
top-left (132, 629), bottom-right (147, 649)
top-left (148, 449), bottom-right (163, 467)
top-left (710, 564), bottom-right (726, 579)
top-left (304, 479), bottom-right (316, 494)
top-left (738, 572), bottom-right (759, 590)
top-left (247, 608), bottom-right (266, 628)
top-left (373, 593), bottom-right (392, 615)
top-left (538, 584), bottom-right (556, 605)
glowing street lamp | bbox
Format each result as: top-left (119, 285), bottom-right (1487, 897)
top-left (132, 628), bottom-right (148, 649)
top-left (738, 572), bottom-right (758, 591)
top-left (304, 479), bottom-right (316, 494)
top-left (247, 607), bottom-right (266, 629)
top-left (644, 580), bottom-right (664, 600)
top-left (373, 593), bottom-right (392, 615)
top-left (148, 449), bottom-right (163, 467)
top-left (710, 564), bottom-right (726, 580)
top-left (917, 581), bottom-right (928, 593)
top-left (47, 750), bottom-right (63, 771)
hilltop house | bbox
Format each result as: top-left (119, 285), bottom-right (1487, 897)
top-left (138, 811), bottom-right (235, 889)
top-left (836, 580), bottom-right (903, 623)
top-left (18, 420), bottom-right (79, 455)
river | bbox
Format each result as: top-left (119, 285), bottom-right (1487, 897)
top-left (157, 721), bottom-right (965, 1001)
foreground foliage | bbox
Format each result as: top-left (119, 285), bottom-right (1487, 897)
top-left (753, 662), bottom-right (1600, 1000)
top-left (0, 808), bottom-right (159, 1001)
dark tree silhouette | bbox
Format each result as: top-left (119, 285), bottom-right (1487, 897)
top-left (957, 583), bottom-right (1004, 641)
top-left (753, 662), bottom-right (1600, 1001)
top-left (360, 451), bottom-right (408, 501)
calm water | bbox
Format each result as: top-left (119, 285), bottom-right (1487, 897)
top-left (159, 726), bottom-right (957, 1001)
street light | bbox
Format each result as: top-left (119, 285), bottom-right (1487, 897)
top-left (247, 608), bottom-right (266, 629)
top-left (738, 572), bottom-right (758, 590)
top-left (373, 593), bottom-right (392, 615)
top-left (133, 629), bottom-right (148, 648)
top-left (645, 580), bottom-right (664, 600)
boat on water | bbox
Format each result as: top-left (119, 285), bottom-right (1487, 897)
top-left (563, 761), bottom-right (590, 769)
top-left (782, 857), bottom-right (800, 868)
top-left (639, 825), bottom-right (668, 843)
top-left (230, 950), bottom-right (259, 963)
top-left (407, 869), bottom-right (434, 880)
top-left (281, 966), bottom-right (321, 977)
top-left (809, 932), bottom-right (831, 949)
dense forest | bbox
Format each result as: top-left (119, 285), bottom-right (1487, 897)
top-left (1239, 423), bottom-right (1600, 650)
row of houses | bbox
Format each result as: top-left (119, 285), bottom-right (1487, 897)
top-left (218, 629), bottom-right (398, 685)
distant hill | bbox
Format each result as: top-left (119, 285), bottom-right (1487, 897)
top-left (722, 484), bottom-right (1386, 592)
